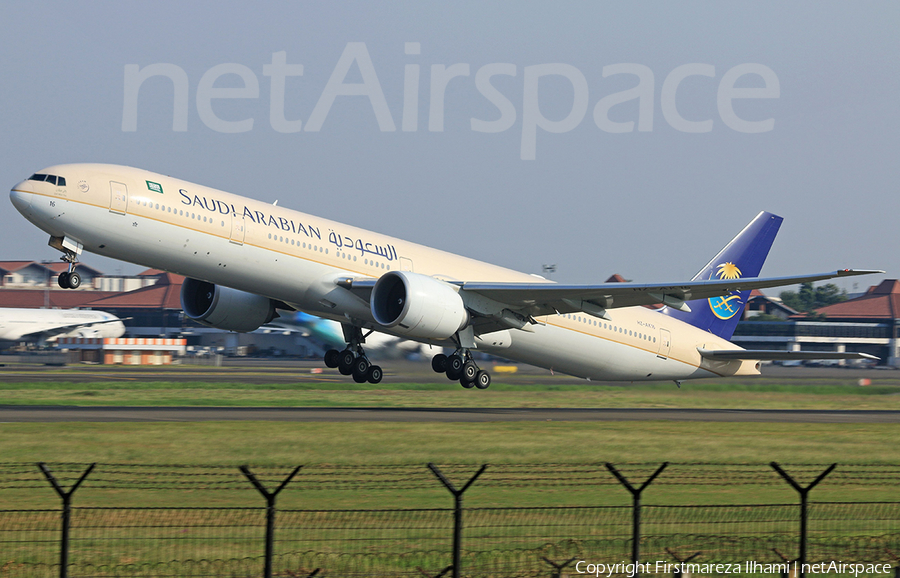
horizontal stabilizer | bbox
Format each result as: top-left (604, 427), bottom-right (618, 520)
top-left (697, 348), bottom-right (879, 362)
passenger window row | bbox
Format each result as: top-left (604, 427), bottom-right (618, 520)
top-left (562, 313), bottom-right (657, 343)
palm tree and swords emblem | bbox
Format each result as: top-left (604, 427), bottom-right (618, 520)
top-left (708, 262), bottom-right (744, 320)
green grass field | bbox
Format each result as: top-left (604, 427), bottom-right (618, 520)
top-left (3, 366), bottom-right (899, 574)
top-left (1, 363), bottom-right (900, 409)
top-left (2, 365), bottom-right (899, 509)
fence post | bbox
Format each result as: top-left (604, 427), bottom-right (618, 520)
top-left (605, 462), bottom-right (669, 578)
top-left (665, 547), bottom-right (701, 578)
top-left (37, 462), bottom-right (96, 578)
top-left (240, 465), bottom-right (302, 578)
top-left (884, 548), bottom-right (900, 578)
top-left (773, 548), bottom-right (798, 578)
top-left (770, 462), bottom-right (837, 578)
top-left (542, 556), bottom-right (577, 578)
top-left (427, 463), bottom-right (487, 578)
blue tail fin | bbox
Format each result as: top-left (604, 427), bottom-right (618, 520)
top-left (662, 211), bottom-right (783, 340)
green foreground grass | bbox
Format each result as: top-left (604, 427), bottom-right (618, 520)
top-left (2, 373), bottom-right (900, 409)
top-left (2, 368), bottom-right (899, 509)
top-left (3, 371), bottom-right (900, 573)
top-left (2, 420), bottom-right (899, 509)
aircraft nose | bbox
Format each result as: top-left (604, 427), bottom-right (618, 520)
top-left (9, 181), bottom-right (34, 216)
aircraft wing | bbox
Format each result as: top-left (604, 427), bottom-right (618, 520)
top-left (337, 269), bottom-right (881, 335)
top-left (697, 348), bottom-right (879, 361)
top-left (456, 269), bottom-right (882, 318)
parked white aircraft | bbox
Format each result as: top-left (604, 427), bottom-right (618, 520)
top-left (10, 165), bottom-right (879, 387)
top-left (0, 307), bottom-right (125, 344)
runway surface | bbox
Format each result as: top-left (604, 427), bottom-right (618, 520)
top-left (2, 406), bottom-right (899, 423)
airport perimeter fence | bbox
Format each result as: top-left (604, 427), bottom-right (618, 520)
top-left (1, 462), bottom-right (899, 577)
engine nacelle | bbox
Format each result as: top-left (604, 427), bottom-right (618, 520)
top-left (371, 271), bottom-right (469, 339)
top-left (181, 278), bottom-right (276, 333)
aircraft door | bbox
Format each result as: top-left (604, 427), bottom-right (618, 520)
top-left (230, 215), bottom-right (246, 245)
top-left (109, 181), bottom-right (128, 214)
top-left (400, 257), bottom-right (413, 272)
top-left (657, 328), bottom-right (672, 359)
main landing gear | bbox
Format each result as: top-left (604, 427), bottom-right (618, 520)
top-left (56, 251), bottom-right (81, 289)
top-left (431, 350), bottom-right (491, 390)
top-left (323, 326), bottom-right (383, 384)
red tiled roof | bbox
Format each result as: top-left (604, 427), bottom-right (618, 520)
top-left (0, 261), bottom-right (51, 273)
top-left (811, 279), bottom-right (900, 320)
top-left (0, 290), bottom-right (121, 309)
top-left (159, 272), bottom-right (185, 285)
top-left (0, 260), bottom-right (103, 275)
top-left (84, 275), bottom-right (183, 309)
top-left (605, 274), bottom-right (629, 283)
top-left (41, 262), bottom-right (103, 275)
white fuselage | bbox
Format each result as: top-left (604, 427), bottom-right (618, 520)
top-left (0, 307), bottom-right (125, 342)
top-left (10, 164), bottom-right (756, 381)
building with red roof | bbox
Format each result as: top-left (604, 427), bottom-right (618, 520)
top-left (809, 280), bottom-right (900, 322)
top-left (733, 280), bottom-right (900, 365)
top-left (0, 260), bottom-right (103, 289)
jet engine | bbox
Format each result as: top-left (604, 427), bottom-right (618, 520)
top-left (371, 271), bottom-right (469, 339)
top-left (181, 278), bottom-right (276, 333)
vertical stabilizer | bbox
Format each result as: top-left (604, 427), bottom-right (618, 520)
top-left (662, 211), bottom-right (783, 340)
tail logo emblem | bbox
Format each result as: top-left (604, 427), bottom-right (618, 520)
top-left (709, 262), bottom-right (743, 320)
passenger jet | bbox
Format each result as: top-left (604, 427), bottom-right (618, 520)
top-left (10, 165), bottom-right (879, 387)
top-left (0, 307), bottom-right (125, 345)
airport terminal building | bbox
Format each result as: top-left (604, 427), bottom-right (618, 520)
top-left (732, 279), bottom-right (900, 365)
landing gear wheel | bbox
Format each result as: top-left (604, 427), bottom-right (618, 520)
top-left (324, 349), bottom-right (341, 369)
top-left (366, 365), bottom-right (383, 384)
top-left (446, 354), bottom-right (464, 380)
top-left (461, 361), bottom-right (478, 383)
top-left (338, 350), bottom-right (355, 375)
top-left (352, 357), bottom-right (370, 378)
top-left (460, 378), bottom-right (475, 389)
top-left (57, 272), bottom-right (70, 289)
top-left (474, 370), bottom-right (491, 390)
top-left (67, 271), bottom-right (81, 289)
top-left (431, 354), bottom-right (448, 373)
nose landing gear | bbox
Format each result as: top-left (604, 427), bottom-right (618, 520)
top-left (431, 350), bottom-right (491, 389)
top-left (56, 252), bottom-right (81, 289)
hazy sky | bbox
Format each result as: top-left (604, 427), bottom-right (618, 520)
top-left (2, 1), bottom-right (897, 293)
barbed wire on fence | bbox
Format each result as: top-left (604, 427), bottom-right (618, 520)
top-left (2, 462), bottom-right (899, 491)
top-left (3, 462), bottom-right (900, 577)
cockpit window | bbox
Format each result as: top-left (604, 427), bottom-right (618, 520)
top-left (28, 174), bottom-right (65, 186)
